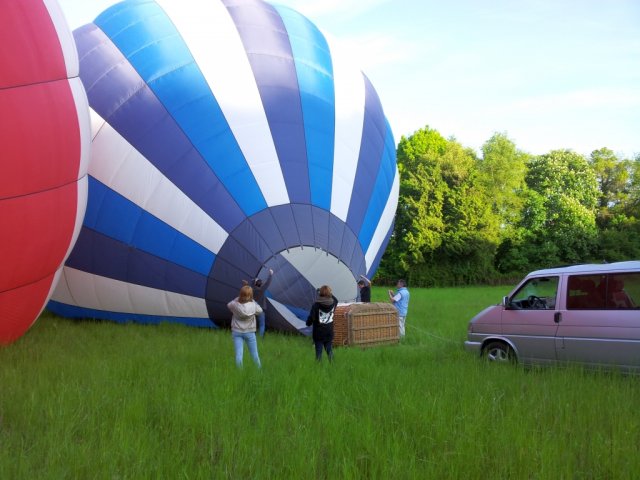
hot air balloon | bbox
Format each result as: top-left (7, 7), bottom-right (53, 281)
top-left (48, 0), bottom-right (398, 334)
top-left (0, 0), bottom-right (90, 344)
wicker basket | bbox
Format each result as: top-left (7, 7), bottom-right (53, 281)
top-left (333, 302), bottom-right (399, 348)
top-left (333, 304), bottom-right (351, 347)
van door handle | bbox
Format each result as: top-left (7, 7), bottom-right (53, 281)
top-left (554, 312), bottom-right (562, 324)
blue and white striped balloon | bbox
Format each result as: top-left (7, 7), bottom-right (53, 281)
top-left (49, 0), bottom-right (399, 333)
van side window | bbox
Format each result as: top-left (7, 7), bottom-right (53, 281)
top-left (605, 273), bottom-right (639, 309)
top-left (509, 276), bottom-right (558, 310)
top-left (566, 274), bottom-right (607, 310)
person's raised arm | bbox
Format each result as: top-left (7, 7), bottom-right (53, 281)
top-left (263, 268), bottom-right (274, 290)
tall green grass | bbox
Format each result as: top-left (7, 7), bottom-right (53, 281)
top-left (1, 286), bottom-right (639, 478)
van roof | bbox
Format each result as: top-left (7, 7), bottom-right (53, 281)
top-left (529, 260), bottom-right (640, 276)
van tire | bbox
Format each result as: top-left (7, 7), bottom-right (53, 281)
top-left (483, 341), bottom-right (515, 364)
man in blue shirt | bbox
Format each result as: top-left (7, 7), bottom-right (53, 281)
top-left (388, 279), bottom-right (410, 338)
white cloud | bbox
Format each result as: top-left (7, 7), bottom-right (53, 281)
top-left (56, 0), bottom-right (639, 157)
top-left (274, 0), bottom-right (410, 71)
top-left (504, 88), bottom-right (640, 114)
top-left (326, 32), bottom-right (415, 71)
top-left (274, 0), bottom-right (393, 21)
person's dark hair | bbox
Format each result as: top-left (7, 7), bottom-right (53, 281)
top-left (318, 285), bottom-right (332, 297)
top-left (255, 278), bottom-right (263, 287)
top-left (357, 280), bottom-right (365, 287)
top-left (397, 279), bottom-right (406, 288)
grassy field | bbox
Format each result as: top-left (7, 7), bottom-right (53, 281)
top-left (1, 286), bottom-right (639, 478)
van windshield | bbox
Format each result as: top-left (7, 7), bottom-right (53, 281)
top-left (509, 276), bottom-right (558, 310)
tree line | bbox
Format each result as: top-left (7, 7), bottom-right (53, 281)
top-left (377, 126), bottom-right (640, 287)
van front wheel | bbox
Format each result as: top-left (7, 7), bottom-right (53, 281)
top-left (483, 341), bottom-right (515, 364)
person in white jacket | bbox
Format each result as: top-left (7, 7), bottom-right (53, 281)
top-left (227, 285), bottom-right (263, 368)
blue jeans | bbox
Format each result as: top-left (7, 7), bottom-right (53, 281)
top-left (232, 331), bottom-right (261, 368)
top-left (257, 311), bottom-right (266, 338)
top-left (314, 340), bottom-right (333, 362)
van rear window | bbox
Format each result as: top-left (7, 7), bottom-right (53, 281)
top-left (567, 273), bottom-right (639, 310)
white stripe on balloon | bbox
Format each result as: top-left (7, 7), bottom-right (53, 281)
top-left (88, 109), bottom-right (229, 255)
top-left (365, 167), bottom-right (399, 271)
top-left (43, 0), bottom-right (79, 78)
top-left (328, 35), bottom-right (365, 222)
top-left (52, 267), bottom-right (210, 318)
top-left (155, 0), bottom-right (290, 206)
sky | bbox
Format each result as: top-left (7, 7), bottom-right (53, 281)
top-left (58, 0), bottom-right (640, 158)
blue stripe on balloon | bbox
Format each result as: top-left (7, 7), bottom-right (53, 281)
top-left (328, 215), bottom-right (346, 259)
top-left (223, 0), bottom-right (311, 204)
top-left (84, 177), bottom-right (215, 276)
top-left (74, 23), bottom-right (245, 233)
top-left (212, 236), bottom-right (263, 281)
top-left (282, 304), bottom-right (311, 322)
top-left (66, 228), bottom-right (208, 298)
top-left (275, 6), bottom-right (335, 210)
top-left (346, 74), bottom-right (387, 235)
top-left (249, 209), bottom-right (287, 255)
top-left (270, 205), bottom-right (301, 248)
top-left (94, 1), bottom-right (268, 216)
top-left (312, 207), bottom-right (330, 251)
top-left (231, 220), bottom-right (274, 267)
top-left (263, 252), bottom-right (318, 310)
top-left (349, 237), bottom-right (366, 275)
top-left (291, 204), bottom-right (315, 246)
top-left (339, 226), bottom-right (358, 271)
top-left (48, 301), bottom-right (216, 328)
top-left (266, 300), bottom-right (312, 334)
top-left (358, 120), bottom-right (396, 251)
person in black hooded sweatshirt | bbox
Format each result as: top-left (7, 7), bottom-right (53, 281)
top-left (306, 285), bottom-right (339, 362)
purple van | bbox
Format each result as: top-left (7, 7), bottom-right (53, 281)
top-left (465, 261), bottom-right (640, 372)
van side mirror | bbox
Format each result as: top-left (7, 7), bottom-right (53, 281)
top-left (502, 296), bottom-right (510, 307)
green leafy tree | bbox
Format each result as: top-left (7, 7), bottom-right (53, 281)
top-left (523, 150), bottom-right (599, 266)
top-left (596, 215), bottom-right (640, 261)
top-left (379, 127), bottom-right (448, 279)
top-left (395, 125), bottom-right (448, 174)
top-left (593, 151), bottom-right (640, 261)
top-left (479, 132), bottom-right (529, 235)
top-left (495, 190), bottom-right (549, 273)
top-left (381, 125), bottom-right (634, 285)
top-left (380, 126), bottom-right (500, 286)
top-left (624, 155), bottom-right (640, 218)
top-left (589, 147), bottom-right (630, 227)
top-left (437, 141), bottom-right (499, 258)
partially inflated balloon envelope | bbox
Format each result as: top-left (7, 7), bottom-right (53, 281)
top-left (49, 0), bottom-right (399, 333)
top-left (0, 0), bottom-right (90, 344)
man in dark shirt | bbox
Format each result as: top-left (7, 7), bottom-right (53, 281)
top-left (357, 274), bottom-right (371, 302)
top-left (252, 269), bottom-right (274, 337)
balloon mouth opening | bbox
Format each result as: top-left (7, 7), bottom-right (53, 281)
top-left (258, 246), bottom-right (358, 303)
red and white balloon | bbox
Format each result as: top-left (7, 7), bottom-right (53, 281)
top-left (0, 0), bottom-right (90, 344)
